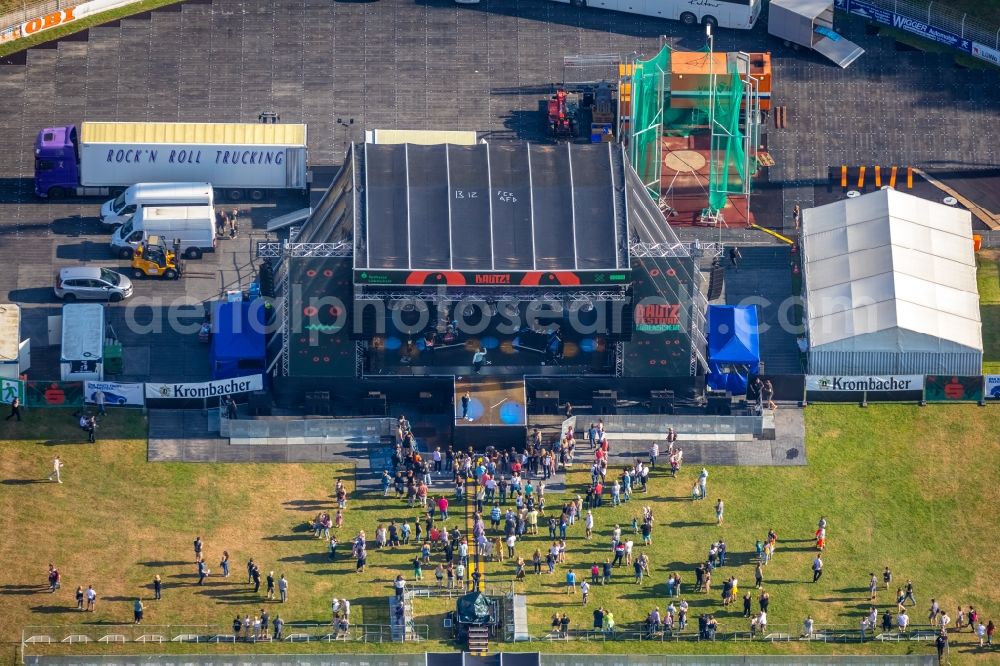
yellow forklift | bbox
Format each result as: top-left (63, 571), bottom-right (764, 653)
top-left (130, 235), bottom-right (182, 280)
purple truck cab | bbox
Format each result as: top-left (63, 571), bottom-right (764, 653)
top-left (34, 125), bottom-right (80, 198)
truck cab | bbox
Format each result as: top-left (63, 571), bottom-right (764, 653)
top-left (34, 125), bottom-right (80, 198)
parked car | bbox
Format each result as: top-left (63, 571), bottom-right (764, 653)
top-left (54, 267), bottom-right (133, 302)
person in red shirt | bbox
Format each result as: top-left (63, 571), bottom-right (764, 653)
top-left (437, 496), bottom-right (449, 521)
top-left (594, 481), bottom-right (604, 507)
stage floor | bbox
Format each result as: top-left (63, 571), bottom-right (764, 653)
top-left (660, 134), bottom-right (755, 228)
top-left (455, 378), bottom-right (527, 427)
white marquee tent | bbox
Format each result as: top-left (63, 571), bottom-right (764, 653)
top-left (801, 188), bottom-right (983, 375)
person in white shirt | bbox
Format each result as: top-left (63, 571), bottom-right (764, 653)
top-left (803, 616), bottom-right (814, 638)
top-left (580, 580), bottom-right (590, 604)
top-left (48, 456), bottom-right (64, 483)
top-left (897, 611), bottom-right (910, 632)
top-left (341, 598), bottom-right (350, 617)
top-left (649, 442), bottom-right (659, 467)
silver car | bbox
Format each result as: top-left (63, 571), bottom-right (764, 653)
top-left (54, 266), bottom-right (133, 302)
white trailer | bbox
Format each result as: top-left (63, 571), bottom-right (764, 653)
top-left (60, 303), bottom-right (105, 382)
top-left (547, 0), bottom-right (762, 30)
top-left (0, 304), bottom-right (30, 380)
top-left (35, 122), bottom-right (310, 200)
top-left (769, 0), bottom-right (865, 68)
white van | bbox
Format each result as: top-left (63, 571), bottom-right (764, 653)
top-left (60, 303), bottom-right (104, 381)
top-left (100, 182), bottom-right (214, 226)
top-left (111, 205), bottom-right (216, 259)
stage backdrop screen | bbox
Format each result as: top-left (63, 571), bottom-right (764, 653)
top-left (624, 256), bottom-right (695, 377)
top-left (287, 257), bottom-right (356, 377)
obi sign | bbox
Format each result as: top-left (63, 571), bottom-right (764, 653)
top-left (22, 7), bottom-right (77, 36)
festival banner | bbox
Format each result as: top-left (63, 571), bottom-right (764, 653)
top-left (924, 375), bottom-right (984, 402)
top-left (26, 381), bottom-right (84, 407)
top-left (985, 375), bottom-right (1000, 400)
top-left (144, 375), bottom-right (263, 399)
top-left (805, 374), bottom-right (924, 392)
top-left (84, 380), bottom-right (145, 407)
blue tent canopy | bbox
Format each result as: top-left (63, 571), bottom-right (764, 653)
top-left (210, 301), bottom-right (267, 381)
top-left (706, 305), bottom-right (760, 394)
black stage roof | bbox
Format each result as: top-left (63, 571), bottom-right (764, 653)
top-left (356, 142), bottom-right (628, 273)
top-left (296, 140), bottom-right (689, 288)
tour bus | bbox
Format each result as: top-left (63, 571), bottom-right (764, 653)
top-left (100, 182), bottom-right (214, 227)
top-left (548, 0), bottom-right (762, 30)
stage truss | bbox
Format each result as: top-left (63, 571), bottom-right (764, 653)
top-left (629, 240), bottom-right (724, 258)
top-left (354, 288), bottom-right (630, 303)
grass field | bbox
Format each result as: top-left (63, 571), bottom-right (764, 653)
top-left (979, 249), bottom-right (1000, 374)
top-left (1, 404), bottom-right (998, 663)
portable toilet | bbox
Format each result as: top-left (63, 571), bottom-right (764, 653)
top-left (0, 304), bottom-right (29, 379)
top-left (60, 303), bottom-right (105, 381)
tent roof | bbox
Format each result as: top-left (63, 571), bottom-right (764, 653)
top-left (801, 188), bottom-right (982, 352)
top-left (707, 305), bottom-right (760, 363)
top-left (211, 301), bottom-right (265, 362)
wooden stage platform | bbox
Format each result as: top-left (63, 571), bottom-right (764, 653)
top-left (455, 377), bottom-right (527, 427)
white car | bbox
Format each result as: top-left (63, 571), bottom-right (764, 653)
top-left (54, 266), bottom-right (133, 302)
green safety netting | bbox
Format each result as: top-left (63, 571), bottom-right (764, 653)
top-left (628, 44), bottom-right (754, 213)
top-left (628, 45), bottom-right (670, 200)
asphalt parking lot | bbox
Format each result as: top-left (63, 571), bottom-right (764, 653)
top-left (0, 0), bottom-right (997, 383)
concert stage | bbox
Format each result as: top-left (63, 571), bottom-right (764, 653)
top-left (265, 139), bottom-right (715, 452)
top-left (455, 378), bottom-right (527, 427)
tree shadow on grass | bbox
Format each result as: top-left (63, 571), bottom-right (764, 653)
top-left (278, 552), bottom-right (331, 565)
top-left (30, 605), bottom-right (76, 614)
top-left (262, 534), bottom-right (314, 542)
top-left (137, 560), bottom-right (189, 567)
top-left (669, 521), bottom-right (715, 528)
top-left (0, 584), bottom-right (46, 595)
top-left (196, 586), bottom-right (269, 605)
top-left (283, 499), bottom-right (335, 512)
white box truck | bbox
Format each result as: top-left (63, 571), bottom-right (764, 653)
top-left (768, 0), bottom-right (865, 68)
top-left (34, 122), bottom-right (309, 200)
top-left (0, 304), bottom-right (30, 380)
top-left (100, 182), bottom-right (214, 226)
top-left (60, 303), bottom-right (104, 382)
top-left (111, 205), bottom-right (216, 259)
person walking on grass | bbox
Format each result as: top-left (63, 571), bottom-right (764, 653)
top-left (566, 569), bottom-right (577, 594)
top-left (715, 499), bottom-right (724, 526)
top-left (48, 456), bottom-right (64, 483)
top-left (278, 574), bottom-right (288, 602)
top-left (193, 536), bottom-right (203, 563)
top-left (266, 571), bottom-right (275, 600)
top-left (580, 580), bottom-right (590, 604)
top-left (6, 396), bottom-right (21, 422)
top-left (85, 585), bottom-right (96, 611)
top-left (698, 468), bottom-right (708, 500)
top-left (869, 573), bottom-right (878, 601)
top-left (220, 551), bottom-right (230, 578)
top-left (197, 558), bottom-right (208, 585)
top-left (75, 585), bottom-right (84, 610)
top-left (133, 598), bottom-right (144, 624)
top-left (153, 575), bottom-right (161, 600)
top-left (936, 630), bottom-right (949, 662)
top-left (812, 555), bottom-right (823, 583)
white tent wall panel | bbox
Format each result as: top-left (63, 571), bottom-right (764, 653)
top-left (809, 350), bottom-right (983, 376)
